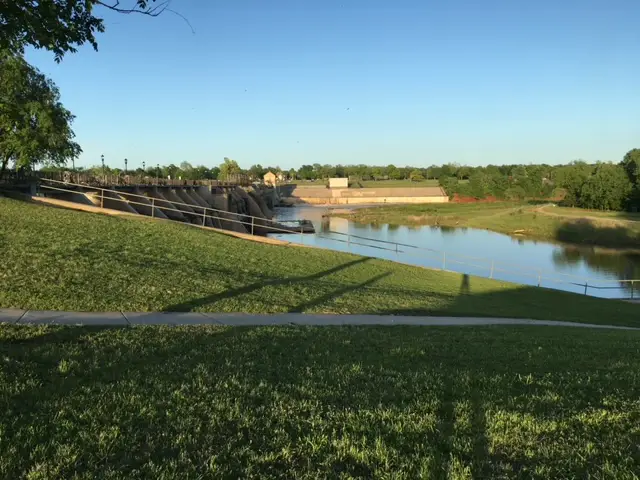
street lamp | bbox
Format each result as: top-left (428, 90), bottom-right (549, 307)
top-left (124, 158), bottom-right (128, 175)
top-left (101, 154), bottom-right (105, 181)
top-left (156, 163), bottom-right (160, 184)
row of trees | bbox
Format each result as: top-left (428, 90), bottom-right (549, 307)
top-left (40, 152), bottom-right (638, 212)
top-left (437, 159), bottom-right (637, 211)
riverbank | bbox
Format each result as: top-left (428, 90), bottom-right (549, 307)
top-left (334, 203), bottom-right (640, 250)
top-left (1, 197), bottom-right (639, 325)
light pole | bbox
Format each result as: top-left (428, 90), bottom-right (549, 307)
top-left (124, 158), bottom-right (128, 175)
top-left (101, 154), bottom-right (105, 182)
top-left (156, 163), bottom-right (160, 184)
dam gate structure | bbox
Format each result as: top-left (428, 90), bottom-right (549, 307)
top-left (1, 172), bottom-right (313, 236)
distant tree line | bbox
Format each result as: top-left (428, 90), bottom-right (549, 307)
top-left (38, 149), bottom-right (640, 212)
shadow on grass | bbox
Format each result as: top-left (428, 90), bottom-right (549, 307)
top-left (162, 257), bottom-right (373, 312)
top-left (555, 218), bottom-right (640, 250)
top-left (1, 324), bottom-right (639, 477)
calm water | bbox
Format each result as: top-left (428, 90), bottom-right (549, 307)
top-left (269, 206), bottom-right (640, 299)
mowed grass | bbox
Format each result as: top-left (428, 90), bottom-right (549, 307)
top-left (1, 325), bottom-right (640, 478)
top-left (340, 202), bottom-right (640, 250)
top-left (1, 197), bottom-right (639, 325)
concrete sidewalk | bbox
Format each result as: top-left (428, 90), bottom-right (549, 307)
top-left (0, 309), bottom-right (638, 330)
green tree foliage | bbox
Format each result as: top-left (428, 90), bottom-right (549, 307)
top-left (504, 186), bottom-right (527, 201)
top-left (579, 163), bottom-right (632, 211)
top-left (621, 148), bottom-right (640, 185)
top-left (2, 1), bottom-right (166, 62)
top-left (409, 169), bottom-right (424, 182)
top-left (248, 164), bottom-right (266, 180)
top-left (470, 172), bottom-right (494, 199)
top-left (388, 165), bottom-right (403, 180)
top-left (553, 162), bottom-right (593, 207)
top-left (297, 164), bottom-right (316, 180)
top-left (0, 50), bottom-right (81, 176)
top-left (438, 176), bottom-right (458, 199)
top-left (219, 157), bottom-right (242, 180)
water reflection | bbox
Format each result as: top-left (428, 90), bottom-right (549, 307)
top-left (270, 206), bottom-right (640, 299)
top-left (553, 247), bottom-right (640, 294)
top-left (435, 225), bottom-right (466, 235)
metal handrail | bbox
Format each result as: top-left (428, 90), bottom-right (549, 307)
top-left (37, 183), bottom-right (305, 236)
top-left (39, 178), bottom-right (292, 229)
top-left (305, 230), bottom-right (639, 299)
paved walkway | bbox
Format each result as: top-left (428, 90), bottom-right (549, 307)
top-left (0, 309), bottom-right (637, 330)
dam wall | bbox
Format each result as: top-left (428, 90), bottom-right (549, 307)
top-left (279, 185), bottom-right (449, 205)
top-left (37, 182), bottom-right (291, 235)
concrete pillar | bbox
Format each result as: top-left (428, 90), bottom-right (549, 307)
top-left (248, 189), bottom-right (273, 218)
top-left (146, 188), bottom-right (187, 222)
top-left (175, 188), bottom-right (212, 227)
top-left (215, 191), bottom-right (247, 233)
top-left (129, 187), bottom-right (168, 219)
top-left (50, 191), bottom-right (94, 206)
top-left (166, 189), bottom-right (195, 213)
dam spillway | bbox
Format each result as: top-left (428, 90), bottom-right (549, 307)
top-left (35, 179), bottom-right (314, 236)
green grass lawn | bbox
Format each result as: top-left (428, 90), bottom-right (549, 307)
top-left (1, 196), bottom-right (639, 325)
top-left (1, 324), bottom-right (639, 478)
top-left (339, 203), bottom-right (640, 250)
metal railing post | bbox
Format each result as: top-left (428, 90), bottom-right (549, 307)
top-left (442, 252), bottom-right (446, 270)
top-left (537, 271), bottom-right (541, 287)
top-left (251, 216), bottom-right (255, 235)
top-left (202, 208), bottom-right (207, 226)
top-left (100, 188), bottom-right (104, 208)
top-left (300, 225), bottom-right (304, 243)
top-left (584, 281), bottom-right (588, 295)
top-left (490, 260), bottom-right (494, 279)
top-left (631, 281), bottom-right (634, 299)
top-left (151, 197), bottom-right (155, 218)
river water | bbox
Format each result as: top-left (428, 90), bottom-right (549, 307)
top-left (269, 205), bottom-right (640, 299)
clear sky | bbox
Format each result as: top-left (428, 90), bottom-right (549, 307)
top-left (25, 0), bottom-right (640, 170)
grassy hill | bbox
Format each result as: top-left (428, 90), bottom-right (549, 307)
top-left (1, 196), bottom-right (639, 325)
top-left (2, 197), bottom-right (640, 478)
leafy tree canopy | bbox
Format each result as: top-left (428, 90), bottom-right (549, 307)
top-left (0, 50), bottom-right (81, 175)
top-left (1, 1), bottom-right (166, 62)
top-left (621, 148), bottom-right (640, 186)
top-left (219, 157), bottom-right (242, 180)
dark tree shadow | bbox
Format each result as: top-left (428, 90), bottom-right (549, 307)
top-left (555, 218), bottom-right (640, 250)
top-left (162, 257), bottom-right (371, 312)
top-left (460, 273), bottom-right (471, 294)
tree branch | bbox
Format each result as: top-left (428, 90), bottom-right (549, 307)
top-left (94, 0), bottom-right (170, 17)
top-left (94, 1), bottom-right (195, 33)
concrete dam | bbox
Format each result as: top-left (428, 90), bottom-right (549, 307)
top-left (36, 179), bottom-right (313, 236)
top-left (277, 184), bottom-right (449, 205)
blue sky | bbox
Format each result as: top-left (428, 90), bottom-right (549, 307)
top-left (26, 0), bottom-right (640, 170)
